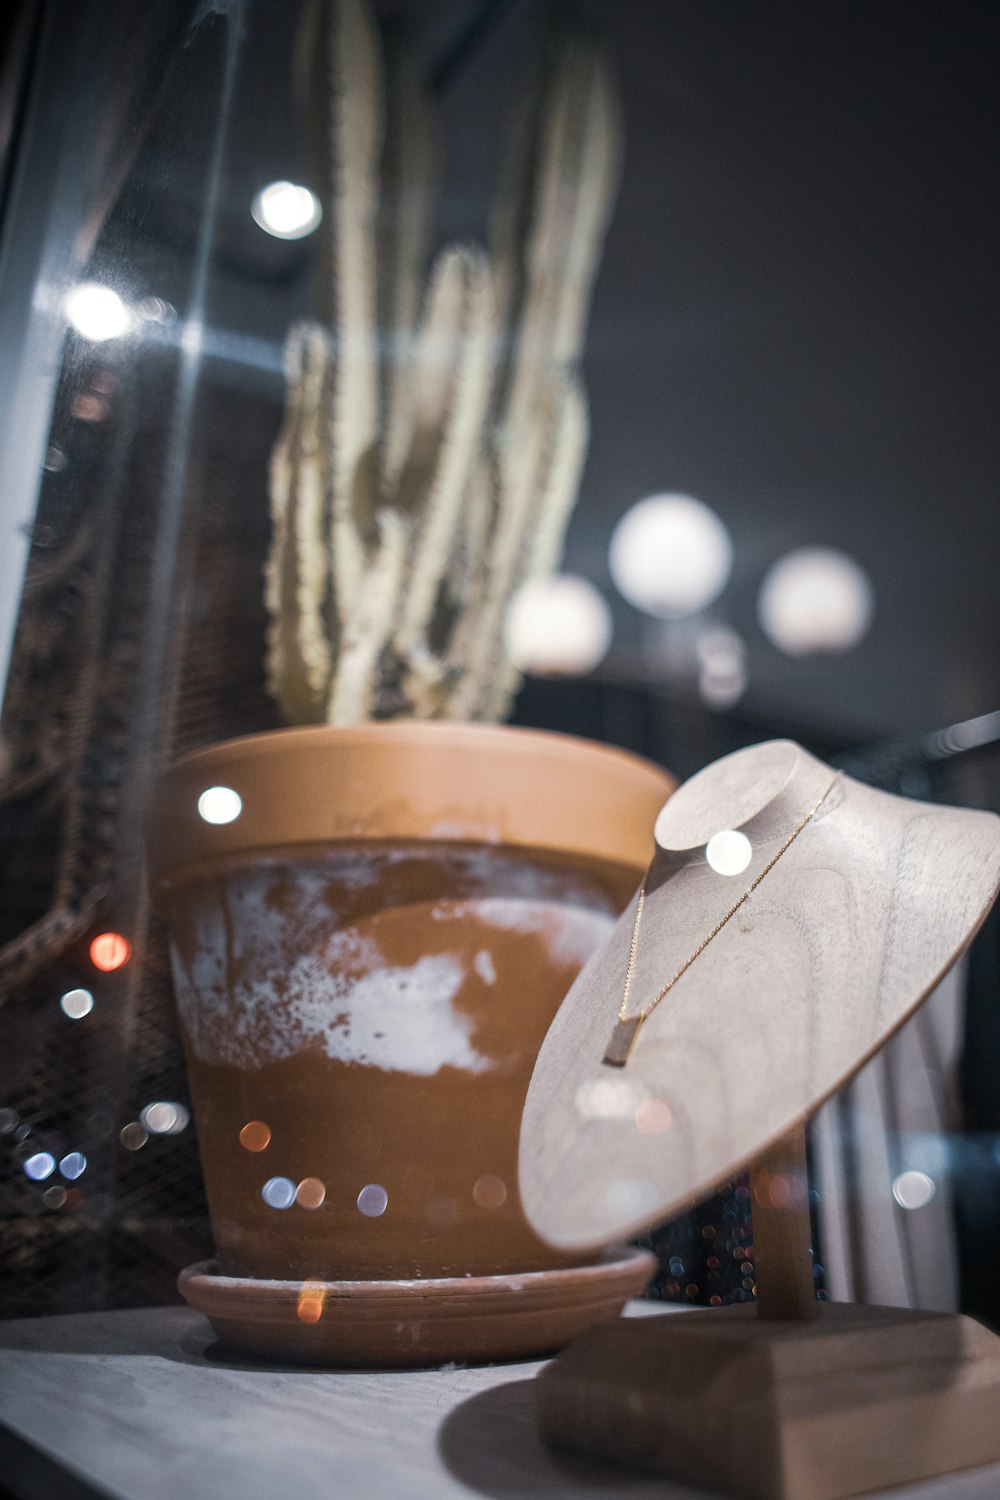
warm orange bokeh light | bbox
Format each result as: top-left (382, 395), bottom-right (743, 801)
top-left (295, 1177), bottom-right (326, 1210)
top-left (239, 1120), bottom-right (272, 1153)
top-left (296, 1282), bottom-right (326, 1324)
top-left (89, 932), bottom-right (131, 971)
top-left (634, 1098), bottom-right (673, 1137)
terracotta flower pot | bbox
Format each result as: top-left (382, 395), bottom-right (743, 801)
top-left (148, 723), bottom-right (672, 1284)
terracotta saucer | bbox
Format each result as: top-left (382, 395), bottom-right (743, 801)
top-left (177, 1247), bottom-right (656, 1368)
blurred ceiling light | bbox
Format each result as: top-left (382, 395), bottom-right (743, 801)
top-left (609, 493), bottom-right (732, 619)
top-left (64, 283), bottom-right (134, 342)
top-left (696, 623), bottom-right (747, 709)
top-left (251, 181), bottom-right (323, 239)
top-left (504, 574), bottom-right (612, 677)
top-left (758, 547), bottom-right (874, 656)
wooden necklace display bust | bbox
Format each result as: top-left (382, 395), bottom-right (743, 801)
top-left (519, 740), bottom-right (1000, 1500)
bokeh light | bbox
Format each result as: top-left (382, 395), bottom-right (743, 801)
top-left (705, 829), bottom-right (753, 876)
top-left (120, 1122), bottom-right (148, 1151)
top-left (634, 1098), bottom-right (673, 1136)
top-left (575, 1076), bottom-right (639, 1120)
top-left (696, 624), bottom-right (747, 708)
top-left (262, 1176), bottom-right (296, 1210)
top-left (758, 546), bottom-right (874, 656)
top-left (239, 1120), bottom-right (271, 1152)
top-left (24, 1152), bottom-right (56, 1181)
top-left (140, 1101), bottom-right (189, 1136)
top-left (59, 1152), bottom-right (87, 1181)
top-left (297, 1281), bottom-right (327, 1324)
top-left (296, 1177), bottom-right (326, 1210)
top-left (609, 493), bottom-right (732, 619)
top-left (59, 988), bottom-right (94, 1019)
top-left (472, 1174), bottom-right (508, 1210)
top-left (90, 932), bottom-right (131, 971)
top-left (197, 785), bottom-right (242, 825)
top-left (357, 1183), bottom-right (389, 1217)
top-left (251, 181), bottom-right (322, 239)
top-left (604, 1176), bottom-right (659, 1218)
top-left (892, 1170), bottom-right (936, 1210)
top-left (64, 283), bottom-right (134, 341)
top-left (138, 297), bottom-right (176, 324)
top-left (503, 574), bottom-right (613, 677)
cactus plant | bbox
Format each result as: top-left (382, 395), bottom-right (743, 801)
top-left (265, 0), bottom-right (621, 725)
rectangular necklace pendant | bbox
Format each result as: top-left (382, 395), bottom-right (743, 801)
top-left (602, 1015), bottom-right (643, 1067)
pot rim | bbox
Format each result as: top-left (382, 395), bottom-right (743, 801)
top-left (147, 721), bottom-right (674, 901)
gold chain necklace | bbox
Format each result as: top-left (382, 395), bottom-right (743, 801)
top-left (602, 774), bottom-right (840, 1067)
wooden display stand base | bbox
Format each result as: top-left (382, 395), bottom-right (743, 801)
top-left (537, 1128), bottom-right (1000, 1500)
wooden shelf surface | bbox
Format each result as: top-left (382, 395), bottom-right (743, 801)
top-left (1, 1303), bottom-right (999, 1500)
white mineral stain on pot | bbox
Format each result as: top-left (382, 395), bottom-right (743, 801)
top-left (428, 819), bottom-right (502, 843)
top-left (175, 939), bottom-right (486, 1074)
top-left (447, 899), bottom-right (614, 965)
top-left (474, 950), bottom-right (497, 985)
top-left (170, 868), bottom-right (494, 1073)
top-left (170, 861), bottom-right (614, 1074)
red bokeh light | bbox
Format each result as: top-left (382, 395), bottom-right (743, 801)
top-left (89, 932), bottom-right (131, 971)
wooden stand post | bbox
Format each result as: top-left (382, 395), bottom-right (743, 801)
top-left (748, 1125), bottom-right (816, 1321)
top-left (536, 1124), bottom-right (1000, 1500)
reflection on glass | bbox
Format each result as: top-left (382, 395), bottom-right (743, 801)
top-left (64, 283), bottom-right (134, 342)
top-left (250, 181), bottom-right (322, 239)
top-left (138, 297), bottom-right (176, 324)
